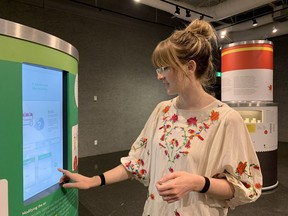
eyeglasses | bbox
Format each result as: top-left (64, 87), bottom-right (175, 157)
top-left (156, 66), bottom-right (170, 75)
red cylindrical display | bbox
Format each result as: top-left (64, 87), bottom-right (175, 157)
top-left (221, 40), bottom-right (273, 101)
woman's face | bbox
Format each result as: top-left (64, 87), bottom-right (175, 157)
top-left (156, 66), bottom-right (188, 95)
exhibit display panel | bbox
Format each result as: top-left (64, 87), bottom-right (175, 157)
top-left (0, 18), bottom-right (79, 216)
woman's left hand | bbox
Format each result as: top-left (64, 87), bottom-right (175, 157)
top-left (156, 171), bottom-right (203, 203)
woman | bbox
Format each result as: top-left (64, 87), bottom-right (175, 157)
top-left (59, 19), bottom-right (262, 215)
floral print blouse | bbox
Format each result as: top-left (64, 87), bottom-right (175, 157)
top-left (121, 98), bottom-right (262, 216)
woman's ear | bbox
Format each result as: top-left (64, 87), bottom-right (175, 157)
top-left (187, 60), bottom-right (196, 72)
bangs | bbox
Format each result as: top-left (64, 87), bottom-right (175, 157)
top-left (152, 40), bottom-right (177, 68)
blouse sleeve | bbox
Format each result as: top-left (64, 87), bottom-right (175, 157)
top-left (208, 109), bottom-right (263, 209)
top-left (120, 102), bottom-right (164, 186)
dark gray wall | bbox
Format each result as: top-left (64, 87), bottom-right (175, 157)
top-left (270, 35), bottom-right (288, 143)
top-left (0, 0), bottom-right (287, 158)
top-left (0, 0), bottom-right (177, 157)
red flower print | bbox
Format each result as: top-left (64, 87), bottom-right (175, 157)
top-left (160, 134), bottom-right (165, 141)
top-left (175, 140), bottom-right (179, 147)
top-left (125, 161), bottom-right (132, 168)
top-left (174, 210), bottom-right (180, 216)
top-left (163, 106), bottom-right (170, 113)
top-left (242, 181), bottom-right (251, 188)
top-left (187, 117), bottom-right (197, 126)
top-left (203, 123), bottom-right (210, 129)
top-left (164, 150), bottom-right (168, 155)
top-left (150, 193), bottom-right (155, 200)
top-left (180, 151), bottom-right (188, 155)
top-left (175, 154), bottom-right (180, 159)
top-left (253, 165), bottom-right (260, 170)
top-left (171, 114), bottom-right (178, 123)
top-left (185, 140), bottom-right (191, 148)
top-left (255, 183), bottom-right (262, 189)
top-left (197, 134), bottom-right (204, 141)
top-left (169, 167), bottom-right (174, 173)
top-left (171, 139), bottom-right (179, 147)
top-left (236, 161), bottom-right (247, 176)
top-left (210, 110), bottom-right (219, 121)
top-left (268, 84), bottom-right (272, 91)
top-left (159, 143), bottom-right (166, 148)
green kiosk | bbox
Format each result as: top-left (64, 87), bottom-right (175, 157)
top-left (0, 18), bottom-right (79, 216)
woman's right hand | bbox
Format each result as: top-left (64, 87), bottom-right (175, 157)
top-left (58, 168), bottom-right (99, 189)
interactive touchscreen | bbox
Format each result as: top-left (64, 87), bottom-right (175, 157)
top-left (22, 63), bottom-right (64, 202)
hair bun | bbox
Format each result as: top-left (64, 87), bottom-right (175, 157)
top-left (185, 19), bottom-right (215, 41)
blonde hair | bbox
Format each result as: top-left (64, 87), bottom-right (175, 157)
top-left (152, 19), bottom-right (218, 88)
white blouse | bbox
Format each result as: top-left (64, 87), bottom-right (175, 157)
top-left (121, 98), bottom-right (262, 216)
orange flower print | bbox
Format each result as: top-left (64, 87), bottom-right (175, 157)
top-left (140, 137), bottom-right (148, 148)
top-left (163, 106), bottom-right (170, 113)
top-left (139, 169), bottom-right (146, 176)
top-left (236, 161), bottom-right (247, 176)
top-left (255, 183), bottom-right (262, 189)
top-left (187, 117), bottom-right (197, 126)
top-left (188, 129), bottom-right (195, 134)
top-left (210, 110), bottom-right (219, 121)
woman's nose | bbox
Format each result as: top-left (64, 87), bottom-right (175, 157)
top-left (157, 72), bottom-right (164, 80)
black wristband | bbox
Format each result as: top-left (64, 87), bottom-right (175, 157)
top-left (99, 173), bottom-right (106, 186)
top-left (200, 176), bottom-right (210, 193)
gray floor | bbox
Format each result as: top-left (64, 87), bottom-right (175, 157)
top-left (78, 142), bottom-right (288, 215)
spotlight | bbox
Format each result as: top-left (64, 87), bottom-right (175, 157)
top-left (220, 30), bottom-right (227, 39)
top-left (186, 9), bottom-right (191, 17)
top-left (174, 6), bottom-right (180, 16)
top-left (252, 19), bottom-right (258, 27)
top-left (272, 26), bottom-right (277, 33)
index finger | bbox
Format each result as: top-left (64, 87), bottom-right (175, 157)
top-left (58, 168), bottom-right (70, 175)
top-left (158, 172), bottom-right (178, 184)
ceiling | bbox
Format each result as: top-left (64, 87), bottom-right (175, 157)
top-left (138, 0), bottom-right (288, 44)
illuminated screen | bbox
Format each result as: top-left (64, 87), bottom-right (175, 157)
top-left (22, 63), bottom-right (64, 203)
